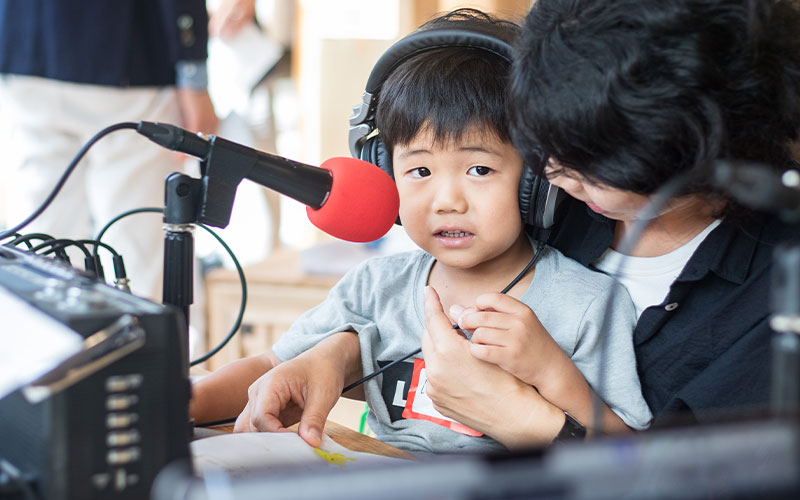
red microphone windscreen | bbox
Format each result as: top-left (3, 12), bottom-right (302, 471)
top-left (306, 157), bottom-right (400, 242)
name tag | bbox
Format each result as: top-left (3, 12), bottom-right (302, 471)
top-left (401, 359), bottom-right (483, 437)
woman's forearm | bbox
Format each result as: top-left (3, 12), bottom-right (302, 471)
top-left (485, 383), bottom-right (566, 449)
top-left (535, 353), bottom-right (630, 435)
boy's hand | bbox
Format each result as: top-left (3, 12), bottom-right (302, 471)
top-left (233, 355), bottom-right (337, 447)
top-left (233, 332), bottom-right (361, 447)
top-left (451, 293), bottom-right (571, 388)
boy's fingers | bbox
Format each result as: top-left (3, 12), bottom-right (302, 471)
top-left (233, 403), bottom-right (252, 432)
top-left (469, 326), bottom-right (508, 347)
top-left (423, 286), bottom-right (468, 356)
top-left (457, 310), bottom-right (511, 331)
top-left (298, 417), bottom-right (324, 448)
top-left (249, 396), bottom-right (287, 432)
top-left (469, 342), bottom-right (504, 365)
top-left (297, 398), bottom-right (329, 448)
top-left (449, 303), bottom-right (466, 319)
top-left (474, 292), bottom-right (529, 314)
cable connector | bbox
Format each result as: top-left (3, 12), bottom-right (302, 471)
top-left (136, 121), bottom-right (210, 159)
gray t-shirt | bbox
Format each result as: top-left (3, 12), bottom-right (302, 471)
top-left (273, 245), bottom-right (652, 454)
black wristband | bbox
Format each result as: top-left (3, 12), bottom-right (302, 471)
top-left (553, 411), bottom-right (587, 443)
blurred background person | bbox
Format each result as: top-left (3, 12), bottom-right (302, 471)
top-left (0, 0), bottom-right (218, 301)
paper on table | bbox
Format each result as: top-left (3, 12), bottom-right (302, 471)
top-left (0, 285), bottom-right (84, 400)
top-left (191, 431), bottom-right (405, 477)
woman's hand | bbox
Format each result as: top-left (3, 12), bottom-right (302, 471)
top-left (450, 293), bottom-right (631, 435)
top-left (421, 287), bottom-right (565, 448)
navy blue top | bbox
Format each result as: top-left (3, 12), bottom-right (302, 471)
top-left (549, 196), bottom-right (799, 424)
top-left (0, 0), bottom-right (208, 87)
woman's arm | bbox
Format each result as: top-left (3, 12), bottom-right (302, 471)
top-left (423, 287), bottom-right (627, 448)
top-left (453, 292), bottom-right (629, 434)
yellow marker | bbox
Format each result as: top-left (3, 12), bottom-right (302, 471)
top-left (313, 447), bottom-right (356, 467)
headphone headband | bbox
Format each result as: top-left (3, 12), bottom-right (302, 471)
top-left (365, 29), bottom-right (512, 93)
top-left (349, 28), bottom-right (513, 158)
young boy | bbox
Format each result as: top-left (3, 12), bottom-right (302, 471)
top-left (191, 9), bottom-right (651, 454)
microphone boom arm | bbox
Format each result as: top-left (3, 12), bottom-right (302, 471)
top-left (136, 121), bottom-right (334, 229)
top-left (200, 135), bottom-right (332, 228)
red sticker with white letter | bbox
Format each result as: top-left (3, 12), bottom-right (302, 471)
top-left (402, 359), bottom-right (483, 437)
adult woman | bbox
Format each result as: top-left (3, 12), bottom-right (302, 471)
top-left (420, 0), bottom-right (800, 441)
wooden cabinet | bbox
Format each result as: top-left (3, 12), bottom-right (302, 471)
top-left (203, 249), bottom-right (369, 431)
top-left (204, 249), bottom-right (340, 371)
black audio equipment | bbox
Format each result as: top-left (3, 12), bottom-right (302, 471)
top-left (0, 245), bottom-right (191, 499)
top-left (152, 417), bottom-right (800, 500)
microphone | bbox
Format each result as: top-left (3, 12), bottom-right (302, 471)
top-left (136, 122), bottom-right (399, 242)
top-left (714, 161), bottom-right (800, 219)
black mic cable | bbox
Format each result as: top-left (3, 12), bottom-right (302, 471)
top-left (94, 207), bottom-right (247, 367)
top-left (27, 238), bottom-right (99, 276)
top-left (0, 122), bottom-right (138, 240)
top-left (6, 232), bottom-right (71, 262)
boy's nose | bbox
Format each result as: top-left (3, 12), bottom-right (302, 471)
top-left (431, 181), bottom-right (468, 213)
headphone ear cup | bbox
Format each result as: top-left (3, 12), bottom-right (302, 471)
top-left (360, 135), bottom-right (394, 180)
top-left (530, 176), bottom-right (555, 229)
top-left (518, 163), bottom-right (541, 227)
top-left (360, 135), bottom-right (402, 226)
top-left (520, 162), bottom-right (561, 231)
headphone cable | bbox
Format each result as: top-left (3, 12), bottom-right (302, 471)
top-left (342, 239), bottom-right (546, 393)
top-left (196, 240), bottom-right (546, 428)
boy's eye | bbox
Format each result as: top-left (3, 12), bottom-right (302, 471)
top-left (467, 165), bottom-right (493, 176)
top-left (409, 167), bottom-right (431, 178)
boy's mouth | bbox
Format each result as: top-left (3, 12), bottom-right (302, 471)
top-left (436, 231), bottom-right (472, 238)
top-left (437, 230), bottom-right (472, 238)
top-left (433, 228), bottom-right (474, 248)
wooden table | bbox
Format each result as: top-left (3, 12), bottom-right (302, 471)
top-left (209, 420), bottom-right (415, 460)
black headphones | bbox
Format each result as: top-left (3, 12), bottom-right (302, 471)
top-left (348, 26), bottom-right (563, 232)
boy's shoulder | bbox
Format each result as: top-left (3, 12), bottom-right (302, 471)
top-left (350, 248), bottom-right (430, 276)
top-left (541, 244), bottom-right (620, 293)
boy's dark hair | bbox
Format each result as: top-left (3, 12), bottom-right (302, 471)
top-left (510, 0), bottom-right (800, 200)
top-left (375, 8), bottom-right (521, 157)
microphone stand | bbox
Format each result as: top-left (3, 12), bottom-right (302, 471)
top-left (162, 173), bottom-right (204, 339)
top-left (768, 171), bottom-right (800, 416)
top-left (158, 134), bottom-right (313, 357)
top-left (150, 124), bottom-right (333, 361)
top-left (770, 241), bottom-right (800, 417)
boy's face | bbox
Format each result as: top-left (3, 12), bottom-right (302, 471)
top-left (393, 125), bottom-right (525, 269)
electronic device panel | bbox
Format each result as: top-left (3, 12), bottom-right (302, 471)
top-left (0, 245), bottom-right (191, 499)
